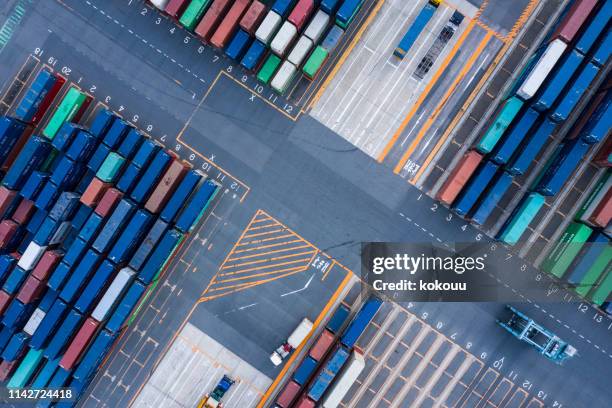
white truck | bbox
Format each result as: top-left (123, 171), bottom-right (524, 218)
top-left (270, 318), bottom-right (313, 366)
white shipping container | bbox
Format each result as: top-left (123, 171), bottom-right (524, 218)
top-left (150, 0), bottom-right (169, 10)
top-left (18, 242), bottom-right (47, 271)
top-left (517, 39), bottom-right (567, 100)
top-left (322, 350), bottom-right (366, 408)
top-left (23, 308), bottom-right (46, 336)
top-left (92, 267), bottom-right (136, 322)
top-left (287, 318), bottom-right (313, 348)
top-left (255, 11), bottom-right (282, 44)
top-left (288, 36), bottom-right (314, 67)
top-left (580, 178), bottom-right (612, 225)
top-left (271, 62), bottom-right (298, 94)
top-left (271, 22), bottom-right (298, 56)
top-left (304, 10), bottom-right (330, 43)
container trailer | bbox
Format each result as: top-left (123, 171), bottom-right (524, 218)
top-left (255, 11), bottom-right (282, 44)
top-left (394, 3), bottom-right (436, 59)
top-left (29, 299), bottom-right (68, 349)
top-left (326, 304), bottom-right (350, 334)
top-left (293, 356), bottom-right (317, 385)
top-left (536, 138), bottom-right (590, 196)
top-left (574, 0), bottom-right (612, 55)
top-left (74, 260), bottom-right (116, 314)
top-left (195, 0), bottom-right (233, 41)
top-left (241, 40), bottom-right (267, 70)
top-left (498, 192), bottom-right (545, 245)
top-left (549, 62), bottom-right (600, 122)
top-left (175, 179), bottom-right (219, 232)
top-left (42, 87), bottom-right (91, 140)
top-left (341, 297), bottom-right (382, 348)
top-left (276, 380), bottom-right (301, 408)
top-left (336, 0), bottom-right (364, 28)
top-left (59, 317), bottom-right (99, 370)
top-left (309, 329), bottom-right (335, 361)
top-left (516, 39), bottom-right (567, 101)
top-left (305, 10), bottom-right (330, 42)
top-left (532, 50), bottom-right (584, 112)
top-left (322, 349), bottom-right (366, 408)
top-left (321, 25), bottom-right (344, 52)
top-left (3, 136), bottom-right (52, 190)
top-left (471, 171), bottom-right (513, 226)
top-left (15, 69), bottom-right (65, 124)
top-left (92, 267), bottom-right (136, 322)
top-left (164, 0), bottom-right (190, 18)
top-left (44, 308), bottom-right (83, 359)
top-left (145, 159), bottom-right (187, 214)
top-left (308, 345), bottom-right (350, 401)
top-left (225, 29), bottom-right (252, 60)
top-left (271, 21), bottom-right (298, 56)
top-left (540, 222), bottom-right (592, 278)
top-left (210, 0), bottom-right (250, 49)
top-left (507, 118), bottom-right (556, 176)
top-left (240, 1), bottom-right (267, 35)
top-left (73, 329), bottom-right (116, 381)
top-left (271, 61), bottom-right (297, 94)
top-left (476, 96), bottom-right (524, 154)
top-left (436, 151), bottom-right (483, 205)
top-left (59, 249), bottom-right (101, 304)
top-left (105, 280), bottom-right (146, 333)
top-left (288, 36), bottom-right (314, 67)
top-left (551, 0), bottom-right (598, 43)
top-left (179, 0), bottom-right (212, 30)
top-left (303, 46), bottom-right (329, 79)
top-left (129, 218), bottom-right (169, 271)
top-left (452, 161), bottom-right (498, 217)
top-left (270, 317), bottom-right (313, 366)
top-left (289, 0), bottom-right (315, 31)
top-left (565, 232), bottom-right (609, 285)
top-left (7, 348), bottom-right (44, 388)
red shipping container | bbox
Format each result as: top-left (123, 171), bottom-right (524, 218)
top-left (31, 73), bottom-right (66, 125)
top-left (11, 199), bottom-right (35, 225)
top-left (0, 220), bottom-right (18, 248)
top-left (165, 0), bottom-right (190, 18)
top-left (309, 329), bottom-right (334, 361)
top-left (210, 0), bottom-right (251, 48)
top-left (59, 317), bottom-right (99, 370)
top-left (240, 1), bottom-right (266, 34)
top-left (32, 250), bottom-right (62, 281)
top-left (295, 395), bottom-right (315, 408)
top-left (145, 160), bottom-right (187, 214)
top-left (288, 0), bottom-right (314, 31)
top-left (94, 188), bottom-right (123, 217)
top-left (16, 275), bottom-right (44, 304)
top-left (81, 177), bottom-right (111, 207)
top-left (276, 380), bottom-right (301, 408)
top-left (0, 360), bottom-right (19, 382)
top-left (0, 290), bottom-right (12, 315)
top-left (589, 187), bottom-right (612, 227)
top-left (0, 186), bottom-right (18, 218)
top-left (195, 0), bottom-right (233, 42)
top-left (552, 0), bottom-right (598, 43)
top-left (436, 151), bottom-right (483, 205)
top-left (9, 252), bottom-right (21, 261)
top-left (72, 94), bottom-right (93, 124)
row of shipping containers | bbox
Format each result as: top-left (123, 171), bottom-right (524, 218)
top-left (274, 297), bottom-right (381, 408)
top-left (149, 0), bottom-right (366, 94)
top-left (435, 0), bottom-right (611, 312)
top-left (0, 67), bottom-right (220, 405)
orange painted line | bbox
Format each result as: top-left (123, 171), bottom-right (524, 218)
top-left (241, 227), bottom-right (287, 240)
top-left (379, 20), bottom-right (476, 164)
top-left (223, 245), bottom-right (314, 266)
top-left (232, 239), bottom-right (305, 254)
top-left (505, 0), bottom-right (539, 41)
top-left (218, 257), bottom-right (314, 277)
top-left (212, 264), bottom-right (310, 287)
top-left (409, 31), bottom-right (493, 183)
top-left (237, 233), bottom-right (297, 247)
top-left (245, 222), bottom-right (283, 232)
top-left (256, 271), bottom-right (353, 408)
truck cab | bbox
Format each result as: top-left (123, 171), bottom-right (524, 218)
top-left (270, 318), bottom-right (313, 366)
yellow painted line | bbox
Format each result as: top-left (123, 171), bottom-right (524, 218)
top-left (409, 31), bottom-right (493, 183)
top-left (380, 20), bottom-right (476, 165)
top-left (306, 0), bottom-right (387, 111)
top-left (256, 271), bottom-right (353, 408)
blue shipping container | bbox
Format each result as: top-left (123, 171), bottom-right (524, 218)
top-left (293, 356), bottom-right (317, 385)
top-left (73, 329), bottom-right (117, 381)
top-left (14, 69), bottom-right (59, 123)
top-left (30, 299), bottom-right (68, 349)
top-left (66, 130), bottom-right (97, 162)
top-left (49, 192), bottom-right (80, 221)
top-left (574, 1), bottom-right (612, 55)
top-left (2, 299), bottom-right (32, 328)
top-left (1, 332), bottom-right (28, 361)
top-left (0, 254), bottom-right (17, 285)
top-left (51, 123), bottom-right (82, 152)
top-left (3, 136), bottom-right (52, 190)
top-left (241, 40), bottom-right (267, 70)
top-left (103, 119), bottom-right (131, 149)
top-left (74, 260), bottom-right (116, 314)
top-left (132, 139), bottom-right (160, 169)
top-left (78, 213), bottom-right (103, 244)
top-left (47, 262), bottom-right (72, 292)
top-left (393, 4), bottom-right (435, 59)
top-left (337, 0), bottom-right (364, 28)
top-left (536, 138), bottom-right (590, 196)
top-left (31, 357), bottom-right (61, 389)
top-left (532, 50), bottom-right (584, 112)
top-left (59, 249), bottom-right (101, 303)
top-left (506, 118), bottom-right (556, 176)
top-left (20, 171), bottom-right (48, 201)
top-left (308, 345), bottom-right (350, 401)
top-left (106, 280), bottom-right (146, 333)
top-left (226, 29), bottom-right (252, 60)
top-left (591, 30), bottom-right (611, 66)
top-left (89, 109), bottom-right (116, 139)
top-left (34, 216), bottom-right (64, 245)
top-left (129, 219), bottom-right (168, 271)
top-left (322, 25), bottom-right (344, 52)
top-left (471, 171), bottom-right (513, 226)
top-left (86, 143), bottom-right (111, 173)
top-left (581, 93), bottom-right (611, 144)
top-left (566, 232), bottom-right (609, 285)
top-left (326, 304), bottom-right (350, 334)
top-left (116, 162), bottom-right (142, 194)
top-left (2, 267), bottom-right (27, 295)
top-left (138, 229), bottom-right (182, 284)
top-left (341, 297), bottom-right (382, 348)
top-left (321, 0), bottom-right (341, 14)
top-left (160, 170), bottom-right (203, 223)
top-left (92, 199), bottom-right (136, 253)
top-left (130, 150), bottom-right (171, 203)
top-left (108, 210), bottom-right (153, 264)
top-left (453, 162), bottom-right (499, 217)
top-left (0, 117), bottom-right (26, 165)
top-left (34, 182), bottom-right (60, 211)
top-left (50, 156), bottom-right (84, 190)
top-left (43, 309), bottom-right (83, 360)
top-left (272, 0), bottom-right (293, 17)
top-left (118, 129), bottom-right (144, 159)
top-left (175, 179), bottom-right (218, 232)
top-left (492, 108), bottom-right (540, 164)
top-left (550, 62), bottom-right (600, 122)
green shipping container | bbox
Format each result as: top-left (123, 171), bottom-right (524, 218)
top-left (589, 269), bottom-right (612, 305)
top-left (499, 192), bottom-right (545, 245)
top-left (540, 222), bottom-right (592, 278)
top-left (303, 46), bottom-right (329, 79)
top-left (42, 88), bottom-right (88, 140)
top-left (577, 248), bottom-right (612, 298)
top-left (575, 173), bottom-right (610, 220)
top-left (476, 96), bottom-right (524, 154)
top-left (179, 0), bottom-right (211, 30)
top-left (96, 152), bottom-right (126, 182)
top-left (7, 348), bottom-right (44, 388)
top-left (257, 54), bottom-right (282, 84)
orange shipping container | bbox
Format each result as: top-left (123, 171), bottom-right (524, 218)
top-left (309, 329), bottom-right (334, 361)
top-left (145, 160), bottom-right (188, 214)
top-left (81, 177), bottom-right (111, 207)
top-left (589, 186), bottom-right (612, 227)
top-left (211, 0), bottom-right (252, 48)
top-left (240, 1), bottom-right (266, 34)
top-left (195, 0), bottom-right (233, 42)
top-left (436, 151), bottom-right (483, 205)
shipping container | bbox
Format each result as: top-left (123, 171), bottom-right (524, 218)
top-left (66, 130), bottom-right (97, 163)
top-left (88, 109), bottom-right (116, 139)
top-left (241, 40), bottom-right (267, 70)
top-left (0, 220), bottom-right (18, 249)
top-left (130, 150), bottom-right (171, 203)
top-left (60, 249), bottom-right (101, 304)
top-left (295, 396), bottom-right (316, 408)
top-left (303, 45), bottom-right (329, 79)
top-left (31, 356), bottom-right (60, 389)
top-left (336, 0), bottom-right (363, 28)
top-left (106, 280), bottom-right (146, 333)
top-left (18, 241), bottom-right (46, 271)
top-left (96, 152), bottom-right (126, 183)
top-left (118, 128), bottom-right (144, 159)
top-left (3, 136), bottom-right (51, 190)
top-left (341, 297), bottom-right (382, 348)
top-left (575, 0), bottom-right (612, 55)
top-left (394, 3), bottom-right (436, 59)
top-left (225, 29), bottom-right (252, 60)
top-left (30, 299), bottom-right (68, 349)
top-left (81, 177), bottom-right (111, 207)
top-left (175, 179), bottom-right (218, 232)
top-left (92, 267), bottom-right (136, 322)
top-left (258, 54), bottom-right (282, 84)
top-left (326, 304), bottom-right (349, 334)
top-left (322, 349), bottom-right (365, 408)
top-left (150, 0), bottom-right (170, 10)
top-left (23, 307), bottom-right (45, 335)
top-left (321, 0), bottom-right (340, 14)
top-left (436, 151), bottom-right (483, 205)
top-left (580, 93), bottom-right (611, 144)
top-left (507, 118), bottom-right (556, 175)
top-left (293, 356), bottom-right (317, 385)
top-left (591, 29), bottom-right (611, 66)
top-left (138, 229), bottom-right (183, 284)
top-left (516, 39), bottom-right (567, 100)
top-left (240, 1), bottom-right (267, 34)
top-left (195, 0), bottom-right (232, 41)
top-left (276, 380), bottom-right (301, 408)
top-left (73, 329), bottom-right (116, 381)
top-left (0, 360), bottom-right (19, 382)
top-left (577, 173), bottom-right (610, 222)
top-left (593, 136), bottom-right (611, 166)
top-left (0, 186), bottom-right (18, 216)
top-left (589, 267), bottom-right (612, 305)
top-left (272, 0), bottom-right (294, 17)
top-left (271, 22), bottom-right (298, 56)
top-left (50, 156), bottom-right (84, 190)
top-left (589, 186), bottom-right (612, 227)
top-left (453, 162), bottom-right (499, 217)
top-left (94, 188), bottom-right (123, 218)
top-left (16, 275), bottom-right (44, 303)
top-left (0, 117), bottom-right (27, 166)
top-left (87, 143), bottom-right (111, 173)
top-left (471, 171), bottom-right (513, 226)
top-left (0, 254), bottom-right (16, 281)
top-left (3, 267), bottom-right (27, 295)
top-left (44, 308), bottom-right (83, 360)
top-left (49, 192), bottom-right (80, 222)
top-left (12, 199), bottom-right (37, 227)
top-left (491, 107), bottom-right (540, 164)
top-left (550, 62), bottom-right (600, 122)
top-left (7, 348), bottom-right (44, 388)
top-left (0, 290), bottom-right (11, 315)
top-left (92, 199), bottom-right (136, 253)
top-left (64, 202), bottom-right (91, 230)
top-left (210, 0), bottom-right (250, 48)
top-left (308, 345), bottom-right (350, 401)
top-left (179, 0), bottom-right (211, 30)
top-left (117, 162), bottom-right (142, 194)
top-left (271, 61), bottom-right (297, 94)
top-left (288, 36), bottom-right (314, 67)
top-left (74, 260), bottom-right (116, 314)
top-left (255, 11), bottom-right (282, 44)
top-left (309, 329), bottom-right (335, 361)
top-left (1, 332), bottom-right (28, 361)
top-left (42, 88), bottom-right (91, 140)
top-left (59, 317), bottom-right (99, 370)
top-left (32, 216), bottom-right (63, 246)
top-left (305, 10), bottom-right (330, 42)
top-left (132, 139), bottom-right (161, 169)
top-left (108, 209), bottom-right (153, 264)
top-left (164, 0), bottom-right (189, 18)
top-left (20, 171), bottom-right (47, 201)
top-left (15, 69), bottom-right (65, 124)
top-left (536, 138), bottom-right (590, 196)
top-left (541, 222), bottom-right (592, 278)
top-left (145, 160), bottom-right (187, 214)
top-left (289, 0), bottom-right (314, 31)
top-left (79, 213), bottom-right (103, 245)
top-left (321, 25), bottom-right (344, 52)
top-left (476, 96), bottom-right (524, 154)
top-left (498, 192), bottom-right (546, 245)
top-left (551, 0), bottom-right (597, 43)
top-left (129, 219), bottom-right (168, 271)
top-left (532, 50), bottom-right (584, 112)
top-left (577, 246), bottom-right (612, 298)
top-left (0, 325), bottom-right (13, 351)
top-left (47, 262), bottom-right (72, 292)
top-left (566, 232), bottom-right (609, 284)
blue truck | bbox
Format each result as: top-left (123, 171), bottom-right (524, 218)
top-left (341, 297), bottom-right (382, 348)
top-left (550, 62), bottom-right (600, 122)
top-left (506, 118), bottom-right (556, 176)
top-left (532, 50), bottom-right (584, 112)
top-left (308, 345), bottom-right (350, 401)
top-left (536, 138), bottom-right (590, 196)
top-left (453, 162), bottom-right (499, 217)
top-left (393, 3), bottom-right (436, 59)
top-left (471, 171), bottom-right (514, 226)
top-left (226, 29), bottom-right (252, 61)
